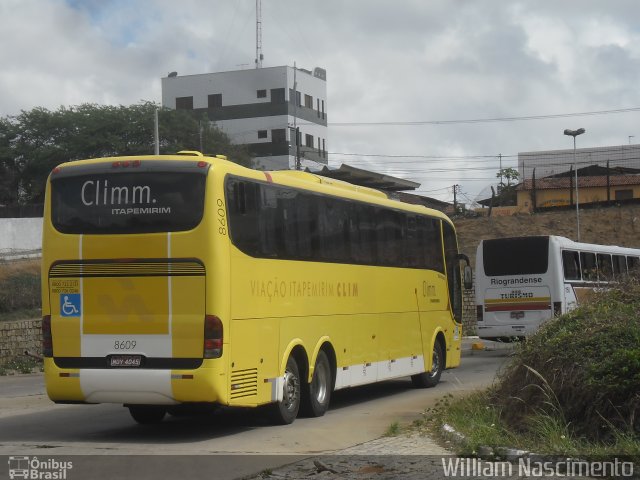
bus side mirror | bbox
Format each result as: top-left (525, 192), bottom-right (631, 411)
top-left (456, 253), bottom-right (473, 290)
top-left (463, 265), bottom-right (473, 290)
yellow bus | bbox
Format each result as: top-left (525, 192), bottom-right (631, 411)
top-left (42, 152), bottom-right (470, 424)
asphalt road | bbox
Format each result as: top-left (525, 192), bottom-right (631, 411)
top-left (0, 342), bottom-right (513, 479)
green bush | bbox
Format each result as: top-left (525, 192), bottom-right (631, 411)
top-left (492, 276), bottom-right (640, 440)
top-left (0, 265), bottom-right (41, 314)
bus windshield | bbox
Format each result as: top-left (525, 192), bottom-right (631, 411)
top-left (51, 170), bottom-right (206, 234)
top-left (483, 236), bottom-right (549, 276)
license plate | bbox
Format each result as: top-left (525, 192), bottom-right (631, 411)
top-left (110, 355), bottom-right (142, 367)
top-left (510, 311), bottom-right (525, 319)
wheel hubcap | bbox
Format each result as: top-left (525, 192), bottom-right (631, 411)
top-left (283, 370), bottom-right (299, 411)
top-left (430, 350), bottom-right (440, 377)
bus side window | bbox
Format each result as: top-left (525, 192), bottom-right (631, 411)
top-left (628, 256), bottom-right (640, 274)
top-left (562, 250), bottom-right (581, 280)
top-left (580, 252), bottom-right (597, 281)
top-left (613, 255), bottom-right (627, 278)
top-left (597, 253), bottom-right (613, 281)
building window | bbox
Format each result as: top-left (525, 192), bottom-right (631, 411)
top-left (317, 99), bottom-right (320, 117)
top-left (304, 94), bottom-right (313, 108)
top-left (322, 138), bottom-right (326, 157)
top-left (175, 96), bottom-right (193, 110)
top-left (257, 89), bottom-right (267, 98)
top-left (208, 94), bottom-right (222, 108)
top-left (258, 130), bottom-right (268, 139)
top-left (290, 89), bottom-right (302, 106)
top-left (321, 100), bottom-right (325, 119)
top-left (305, 134), bottom-right (314, 148)
top-left (271, 129), bottom-right (286, 143)
top-left (271, 88), bottom-right (285, 103)
top-left (615, 189), bottom-right (633, 200)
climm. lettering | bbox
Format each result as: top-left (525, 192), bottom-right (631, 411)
top-left (81, 180), bottom-right (154, 206)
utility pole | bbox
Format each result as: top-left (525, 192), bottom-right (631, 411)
top-left (293, 62), bottom-right (300, 170)
top-left (154, 108), bottom-right (159, 155)
top-left (498, 153), bottom-right (503, 191)
top-left (255, 0), bottom-right (263, 68)
top-left (453, 184), bottom-right (459, 213)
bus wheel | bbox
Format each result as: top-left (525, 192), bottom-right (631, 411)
top-left (270, 356), bottom-right (301, 425)
top-left (411, 341), bottom-right (444, 388)
top-left (128, 405), bottom-right (166, 424)
top-left (301, 350), bottom-right (332, 417)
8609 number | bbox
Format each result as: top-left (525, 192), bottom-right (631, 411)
top-left (114, 340), bottom-right (137, 350)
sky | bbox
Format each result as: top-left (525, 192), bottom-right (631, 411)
top-left (1, 0), bottom-right (639, 204)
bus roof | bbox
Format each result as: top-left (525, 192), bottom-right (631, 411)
top-left (480, 235), bottom-right (640, 256)
top-left (53, 152), bottom-right (454, 226)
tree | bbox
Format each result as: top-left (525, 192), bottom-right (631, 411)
top-left (496, 167), bottom-right (520, 187)
top-left (0, 102), bottom-right (252, 205)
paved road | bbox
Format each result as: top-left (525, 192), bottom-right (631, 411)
top-left (0, 342), bottom-right (514, 479)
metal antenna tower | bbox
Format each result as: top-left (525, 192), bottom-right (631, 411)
top-left (255, 0), bottom-right (263, 68)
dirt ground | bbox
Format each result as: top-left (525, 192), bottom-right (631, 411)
top-left (454, 204), bottom-right (640, 267)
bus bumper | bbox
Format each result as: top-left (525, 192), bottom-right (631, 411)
top-left (44, 358), bottom-right (225, 405)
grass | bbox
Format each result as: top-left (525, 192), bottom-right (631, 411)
top-left (0, 356), bottom-right (42, 376)
top-left (412, 391), bottom-right (640, 461)
top-left (384, 421), bottom-right (401, 437)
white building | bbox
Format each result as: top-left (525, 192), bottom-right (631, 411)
top-left (518, 144), bottom-right (640, 180)
top-left (161, 65), bottom-right (328, 170)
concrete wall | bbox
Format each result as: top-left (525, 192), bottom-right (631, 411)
top-left (0, 318), bottom-right (41, 364)
top-left (0, 218), bottom-right (43, 257)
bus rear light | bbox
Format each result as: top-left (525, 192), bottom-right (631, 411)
top-left (112, 161), bottom-right (121, 168)
top-left (132, 160), bottom-right (141, 167)
top-left (204, 315), bottom-right (223, 359)
top-left (476, 306), bottom-right (483, 322)
top-left (197, 161), bottom-right (207, 168)
top-left (42, 315), bottom-right (53, 357)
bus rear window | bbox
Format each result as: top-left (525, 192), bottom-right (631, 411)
top-left (51, 172), bottom-right (206, 234)
top-left (483, 236), bottom-right (549, 276)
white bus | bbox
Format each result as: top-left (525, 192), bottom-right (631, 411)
top-left (475, 235), bottom-right (640, 341)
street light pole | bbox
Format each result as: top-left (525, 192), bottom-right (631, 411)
top-left (563, 128), bottom-right (586, 242)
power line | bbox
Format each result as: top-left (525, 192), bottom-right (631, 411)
top-left (329, 151), bottom-right (508, 160)
top-left (324, 106), bottom-right (640, 127)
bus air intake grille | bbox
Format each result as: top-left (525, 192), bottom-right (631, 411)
top-left (230, 368), bottom-right (258, 399)
top-left (49, 259), bottom-right (205, 278)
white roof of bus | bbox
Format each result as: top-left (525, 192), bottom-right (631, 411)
top-left (479, 235), bottom-right (640, 256)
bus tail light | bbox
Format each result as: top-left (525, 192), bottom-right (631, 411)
top-left (42, 315), bottom-right (53, 357)
top-left (553, 302), bottom-right (562, 316)
top-left (204, 315), bottom-right (223, 359)
top-left (476, 306), bottom-right (483, 322)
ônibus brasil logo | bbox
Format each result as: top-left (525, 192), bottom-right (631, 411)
top-left (8, 456), bottom-right (73, 480)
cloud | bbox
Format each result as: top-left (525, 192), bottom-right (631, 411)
top-left (1, 0), bottom-right (639, 202)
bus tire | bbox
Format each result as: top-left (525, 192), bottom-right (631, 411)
top-left (301, 350), bottom-right (332, 417)
top-left (411, 341), bottom-right (444, 388)
top-left (270, 356), bottom-right (301, 425)
top-left (128, 405), bottom-right (166, 424)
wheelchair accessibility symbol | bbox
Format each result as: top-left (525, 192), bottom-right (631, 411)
top-left (60, 294), bottom-right (81, 317)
